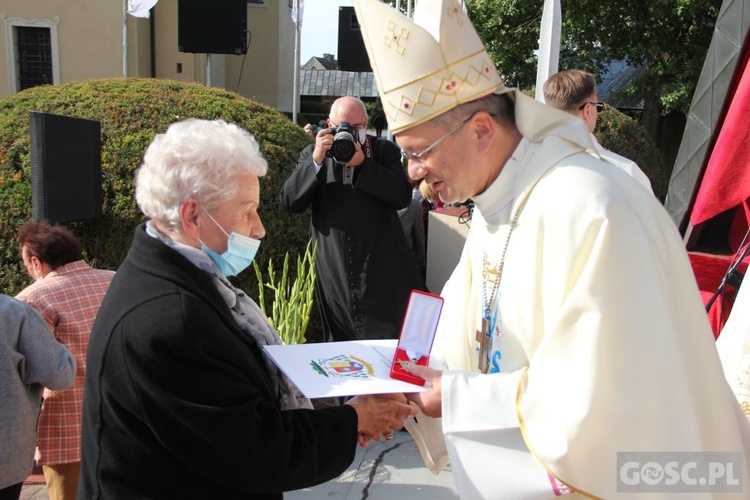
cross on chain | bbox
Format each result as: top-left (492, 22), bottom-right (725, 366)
top-left (476, 210), bottom-right (520, 374)
top-left (476, 318), bottom-right (491, 373)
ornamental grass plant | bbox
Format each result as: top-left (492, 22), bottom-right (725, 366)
top-left (254, 240), bottom-right (317, 345)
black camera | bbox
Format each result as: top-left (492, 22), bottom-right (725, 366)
top-left (326, 121), bottom-right (358, 163)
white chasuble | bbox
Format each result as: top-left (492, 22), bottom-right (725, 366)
top-left (407, 92), bottom-right (750, 499)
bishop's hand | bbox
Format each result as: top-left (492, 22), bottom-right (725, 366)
top-left (402, 362), bottom-right (443, 418)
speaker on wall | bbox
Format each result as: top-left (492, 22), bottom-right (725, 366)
top-left (337, 7), bottom-right (372, 72)
top-left (29, 111), bottom-right (102, 224)
top-left (178, 0), bottom-right (247, 55)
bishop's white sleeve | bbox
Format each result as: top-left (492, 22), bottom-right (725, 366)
top-left (441, 369), bottom-right (557, 499)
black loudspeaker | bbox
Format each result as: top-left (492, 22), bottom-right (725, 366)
top-left (178, 0), bottom-right (247, 55)
top-left (337, 7), bottom-right (372, 72)
top-left (29, 111), bottom-right (102, 224)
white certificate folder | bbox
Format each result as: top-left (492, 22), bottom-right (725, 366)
top-left (263, 339), bottom-right (426, 398)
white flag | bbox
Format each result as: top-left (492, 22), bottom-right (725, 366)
top-left (534, 0), bottom-right (561, 102)
top-left (291, 0), bottom-right (305, 29)
top-left (128, 0), bottom-right (159, 19)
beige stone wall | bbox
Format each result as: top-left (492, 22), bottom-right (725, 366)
top-left (1, 0), bottom-right (122, 96)
top-left (0, 0), bottom-right (295, 112)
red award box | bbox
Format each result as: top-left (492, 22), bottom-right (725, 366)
top-left (390, 290), bottom-right (444, 386)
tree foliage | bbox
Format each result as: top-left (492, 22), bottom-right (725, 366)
top-left (596, 105), bottom-right (669, 201)
top-left (465, 0), bottom-right (721, 131)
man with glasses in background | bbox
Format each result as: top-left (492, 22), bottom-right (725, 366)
top-left (543, 69), bottom-right (653, 192)
top-left (281, 96), bottom-right (426, 344)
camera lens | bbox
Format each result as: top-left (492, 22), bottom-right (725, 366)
top-left (332, 131), bottom-right (356, 163)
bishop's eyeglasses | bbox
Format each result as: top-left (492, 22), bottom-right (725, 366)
top-left (400, 112), bottom-right (477, 165)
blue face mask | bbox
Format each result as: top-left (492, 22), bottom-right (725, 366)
top-left (199, 208), bottom-right (261, 277)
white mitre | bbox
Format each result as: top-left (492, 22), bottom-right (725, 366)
top-left (352, 0), bottom-right (506, 134)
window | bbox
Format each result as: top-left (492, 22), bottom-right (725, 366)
top-left (2, 15), bottom-right (60, 94)
top-left (16, 27), bottom-right (53, 90)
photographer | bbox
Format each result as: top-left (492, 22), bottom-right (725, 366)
top-left (281, 96), bottom-right (427, 343)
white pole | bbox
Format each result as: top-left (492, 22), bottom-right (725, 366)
top-left (123, 0), bottom-right (128, 77)
top-left (206, 54), bottom-right (211, 87)
top-left (292, 0), bottom-right (301, 124)
top-left (535, 0), bottom-right (561, 102)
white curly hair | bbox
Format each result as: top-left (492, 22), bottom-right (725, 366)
top-left (135, 119), bottom-right (267, 234)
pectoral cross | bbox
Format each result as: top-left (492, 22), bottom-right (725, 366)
top-left (476, 318), bottom-right (491, 373)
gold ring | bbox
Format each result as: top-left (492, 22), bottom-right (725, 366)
top-left (385, 431), bottom-right (394, 440)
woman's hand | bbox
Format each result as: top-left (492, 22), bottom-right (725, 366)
top-left (346, 393), bottom-right (416, 447)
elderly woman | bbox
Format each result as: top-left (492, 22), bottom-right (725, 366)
top-left (79, 119), bottom-right (415, 499)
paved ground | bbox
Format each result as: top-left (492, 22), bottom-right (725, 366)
top-left (19, 483), bottom-right (46, 500)
top-left (22, 431), bottom-right (458, 499)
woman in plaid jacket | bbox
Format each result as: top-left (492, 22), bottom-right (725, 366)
top-left (16, 221), bottom-right (114, 500)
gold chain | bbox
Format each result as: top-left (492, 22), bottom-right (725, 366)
top-left (482, 209), bottom-right (520, 315)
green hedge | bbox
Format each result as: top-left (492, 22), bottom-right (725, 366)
top-left (595, 106), bottom-right (668, 202)
top-left (0, 78), bottom-right (314, 326)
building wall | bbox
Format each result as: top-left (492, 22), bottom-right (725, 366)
top-left (1, 0), bottom-right (123, 96)
top-left (151, 0), bottom-right (207, 85)
top-left (276, 0), bottom-right (296, 114)
top-left (147, 0), bottom-right (292, 110)
top-left (0, 0), bottom-right (294, 113)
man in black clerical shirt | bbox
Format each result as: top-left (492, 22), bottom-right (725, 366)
top-left (280, 96), bottom-right (427, 342)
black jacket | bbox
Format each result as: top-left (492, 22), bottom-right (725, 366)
top-left (79, 225), bottom-right (358, 499)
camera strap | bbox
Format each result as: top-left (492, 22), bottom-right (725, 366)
top-left (362, 135), bottom-right (373, 160)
